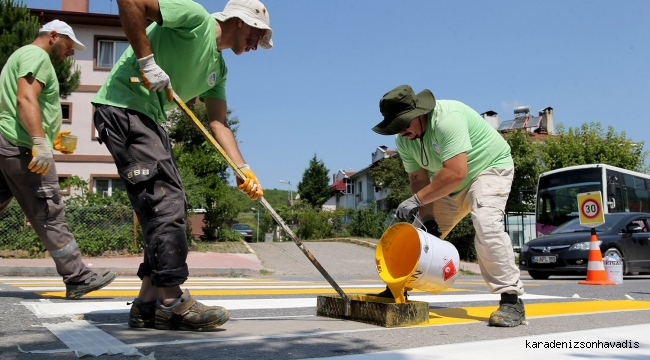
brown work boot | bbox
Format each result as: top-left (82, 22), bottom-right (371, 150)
top-left (155, 290), bottom-right (230, 331)
top-left (65, 270), bottom-right (117, 299)
top-left (488, 293), bottom-right (526, 327)
top-left (128, 298), bottom-right (156, 328)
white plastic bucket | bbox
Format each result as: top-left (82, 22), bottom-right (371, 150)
top-left (375, 223), bottom-right (460, 298)
top-left (603, 260), bottom-right (623, 285)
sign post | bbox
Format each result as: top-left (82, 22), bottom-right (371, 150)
top-left (577, 191), bottom-right (605, 228)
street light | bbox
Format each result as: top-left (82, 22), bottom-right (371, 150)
top-left (279, 180), bottom-right (293, 206)
top-left (251, 207), bottom-right (259, 242)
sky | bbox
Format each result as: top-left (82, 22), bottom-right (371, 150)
top-left (23, 0), bottom-right (650, 193)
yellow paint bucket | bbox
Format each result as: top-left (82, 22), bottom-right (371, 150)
top-left (375, 223), bottom-right (460, 303)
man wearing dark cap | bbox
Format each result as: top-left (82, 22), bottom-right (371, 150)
top-left (372, 85), bottom-right (525, 327)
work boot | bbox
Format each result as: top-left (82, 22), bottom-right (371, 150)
top-left (155, 290), bottom-right (230, 331)
top-left (128, 298), bottom-right (156, 328)
top-left (488, 293), bottom-right (526, 327)
top-left (369, 285), bottom-right (409, 300)
top-left (65, 270), bottom-right (117, 299)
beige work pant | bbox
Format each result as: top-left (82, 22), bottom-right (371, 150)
top-left (433, 167), bottom-right (524, 295)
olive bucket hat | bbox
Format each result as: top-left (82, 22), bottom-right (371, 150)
top-left (372, 85), bottom-right (436, 135)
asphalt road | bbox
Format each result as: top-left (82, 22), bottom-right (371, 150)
top-left (1, 242), bottom-right (649, 360)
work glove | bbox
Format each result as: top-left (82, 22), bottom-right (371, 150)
top-left (137, 54), bottom-right (173, 102)
top-left (396, 194), bottom-right (422, 220)
top-left (236, 164), bottom-right (264, 200)
top-left (53, 130), bottom-right (73, 154)
top-left (28, 137), bottom-right (54, 175)
top-left (420, 215), bottom-right (442, 237)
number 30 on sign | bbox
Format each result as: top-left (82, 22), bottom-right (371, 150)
top-left (577, 191), bottom-right (605, 227)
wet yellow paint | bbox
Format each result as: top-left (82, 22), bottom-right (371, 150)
top-left (376, 223), bottom-right (421, 303)
top-left (425, 300), bottom-right (650, 326)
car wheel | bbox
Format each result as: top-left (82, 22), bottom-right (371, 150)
top-left (603, 248), bottom-right (636, 275)
top-left (528, 270), bottom-right (550, 280)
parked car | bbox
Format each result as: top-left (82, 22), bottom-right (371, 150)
top-left (520, 212), bottom-right (650, 279)
top-left (232, 223), bottom-right (253, 242)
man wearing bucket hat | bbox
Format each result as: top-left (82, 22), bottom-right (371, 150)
top-left (371, 85), bottom-right (525, 327)
top-left (92, 0), bottom-right (273, 331)
top-left (0, 20), bottom-right (118, 298)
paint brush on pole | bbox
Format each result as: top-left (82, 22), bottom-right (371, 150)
top-left (129, 77), bottom-right (351, 315)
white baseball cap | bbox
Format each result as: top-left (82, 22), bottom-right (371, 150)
top-left (39, 20), bottom-right (86, 51)
top-left (212, 0), bottom-right (273, 49)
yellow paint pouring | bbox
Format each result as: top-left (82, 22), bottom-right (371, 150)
top-left (375, 224), bottom-right (421, 303)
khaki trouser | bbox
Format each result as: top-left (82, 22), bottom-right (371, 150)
top-left (432, 167), bottom-right (524, 295)
top-left (0, 133), bottom-right (93, 284)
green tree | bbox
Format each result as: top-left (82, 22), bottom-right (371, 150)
top-left (0, 0), bottom-right (38, 68)
top-left (0, 0), bottom-right (81, 98)
top-left (369, 155), bottom-right (411, 210)
top-left (166, 103), bottom-right (241, 241)
top-left (297, 154), bottom-right (330, 208)
top-left (502, 130), bottom-right (542, 213)
top-left (347, 202), bottom-right (389, 239)
top-left (541, 122), bottom-right (649, 173)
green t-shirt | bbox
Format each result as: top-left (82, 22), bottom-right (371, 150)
top-left (396, 100), bottom-right (514, 194)
top-left (0, 45), bottom-right (61, 148)
top-left (92, 0), bottom-right (227, 124)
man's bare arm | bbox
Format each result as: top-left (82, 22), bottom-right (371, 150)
top-left (16, 75), bottom-right (45, 138)
top-left (204, 97), bottom-right (246, 166)
top-left (416, 153), bottom-right (468, 204)
top-left (116, 0), bottom-right (163, 58)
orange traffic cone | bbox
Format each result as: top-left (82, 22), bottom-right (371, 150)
top-left (579, 229), bottom-right (615, 285)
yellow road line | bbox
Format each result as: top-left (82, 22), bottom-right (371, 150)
top-left (425, 300), bottom-right (650, 326)
top-left (36, 287), bottom-right (471, 298)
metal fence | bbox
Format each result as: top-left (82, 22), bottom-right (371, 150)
top-left (0, 201), bottom-right (142, 257)
top-left (505, 212), bottom-right (536, 251)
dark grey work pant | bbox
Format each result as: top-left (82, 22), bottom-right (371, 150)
top-left (93, 105), bottom-right (189, 287)
top-left (0, 133), bottom-right (93, 284)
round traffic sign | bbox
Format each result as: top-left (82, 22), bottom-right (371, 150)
top-left (581, 199), bottom-right (600, 219)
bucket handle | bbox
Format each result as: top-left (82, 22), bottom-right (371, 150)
top-left (389, 211), bottom-right (426, 231)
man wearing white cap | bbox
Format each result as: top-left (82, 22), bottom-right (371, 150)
top-left (92, 0), bottom-right (273, 331)
top-left (0, 20), bottom-right (117, 298)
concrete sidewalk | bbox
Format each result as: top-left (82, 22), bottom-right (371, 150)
top-left (0, 240), bottom-right (482, 278)
top-left (0, 252), bottom-right (264, 277)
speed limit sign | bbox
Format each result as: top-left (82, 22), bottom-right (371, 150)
top-left (577, 192), bottom-right (605, 227)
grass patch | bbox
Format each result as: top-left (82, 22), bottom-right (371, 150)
top-left (260, 269), bottom-right (274, 275)
top-left (191, 240), bottom-right (251, 253)
top-left (460, 269), bottom-right (478, 276)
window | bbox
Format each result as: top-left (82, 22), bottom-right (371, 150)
top-left (345, 178), bottom-right (354, 194)
top-left (93, 178), bottom-right (125, 197)
top-left (61, 103), bottom-right (72, 124)
top-left (96, 38), bottom-right (129, 69)
top-left (58, 176), bottom-right (71, 196)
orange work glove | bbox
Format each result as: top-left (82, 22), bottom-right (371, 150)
top-left (53, 130), bottom-right (73, 154)
top-left (236, 164), bottom-right (263, 200)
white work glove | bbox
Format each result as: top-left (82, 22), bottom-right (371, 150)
top-left (137, 54), bottom-right (173, 101)
top-left (396, 194), bottom-right (423, 220)
top-left (28, 137), bottom-right (54, 175)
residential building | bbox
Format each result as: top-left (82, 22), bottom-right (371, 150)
top-left (327, 146), bottom-right (395, 211)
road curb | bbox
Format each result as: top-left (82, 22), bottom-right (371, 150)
top-left (0, 267), bottom-right (260, 278)
top-left (318, 238), bottom-right (377, 248)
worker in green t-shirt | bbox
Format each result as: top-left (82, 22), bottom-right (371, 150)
top-left (372, 85), bottom-right (525, 327)
top-left (0, 20), bottom-right (117, 299)
top-left (92, 0), bottom-right (273, 331)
